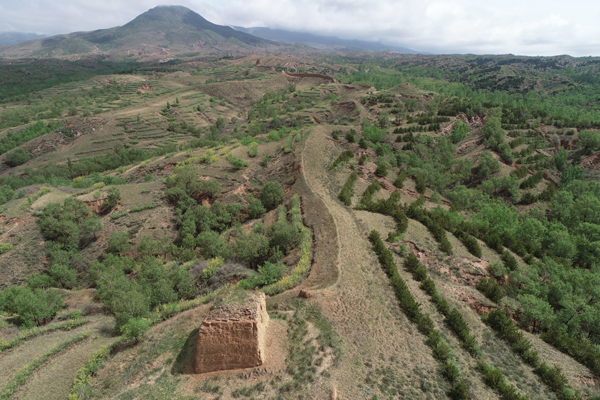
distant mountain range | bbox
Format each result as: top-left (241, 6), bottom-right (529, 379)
top-left (0, 6), bottom-right (279, 59)
top-left (232, 26), bottom-right (422, 54)
top-left (0, 5), bottom-right (423, 59)
top-left (0, 32), bottom-right (47, 46)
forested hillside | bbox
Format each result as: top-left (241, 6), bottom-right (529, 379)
top-left (0, 51), bottom-right (600, 399)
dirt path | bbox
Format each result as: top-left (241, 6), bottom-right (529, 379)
top-left (300, 126), bottom-right (452, 399)
top-left (14, 335), bottom-right (118, 400)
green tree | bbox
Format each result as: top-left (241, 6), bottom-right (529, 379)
top-left (232, 232), bottom-right (270, 268)
top-left (49, 264), bottom-right (76, 289)
top-left (196, 230), bottom-right (229, 259)
top-left (450, 120), bottom-right (468, 144)
top-left (120, 317), bottom-right (150, 342)
top-left (106, 231), bottom-right (132, 255)
top-left (475, 151), bottom-right (501, 181)
top-left (579, 130), bottom-right (600, 154)
top-left (14, 288), bottom-right (64, 328)
top-left (482, 117), bottom-right (505, 151)
top-left (560, 165), bottom-right (584, 187)
top-left (112, 287), bottom-right (150, 329)
top-left (103, 187), bottom-right (120, 209)
top-left (260, 182), bottom-right (283, 211)
top-left (518, 294), bottom-right (554, 333)
top-left (362, 121), bottom-right (384, 142)
top-left (267, 212), bottom-right (299, 252)
top-left (554, 147), bottom-right (568, 172)
top-left (415, 175), bottom-right (426, 194)
top-left (215, 117), bottom-right (225, 131)
top-left (404, 98), bottom-right (418, 112)
top-left (248, 142), bottom-right (258, 157)
top-left (248, 194), bottom-right (266, 219)
top-left (375, 163), bottom-right (388, 178)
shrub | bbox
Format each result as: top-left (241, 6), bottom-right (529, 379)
top-left (520, 172), bottom-right (543, 189)
top-left (106, 232), bottom-right (131, 255)
top-left (476, 278), bottom-right (504, 303)
top-left (248, 142), bottom-right (258, 157)
top-left (502, 251), bottom-right (518, 271)
top-left (120, 317), bottom-right (150, 342)
top-left (329, 150), bottom-right (354, 170)
top-left (447, 381), bottom-right (469, 400)
top-left (393, 169), bottom-right (406, 188)
top-left (541, 329), bottom-right (600, 377)
top-left (374, 163), bottom-right (388, 177)
top-left (201, 257), bottom-right (224, 280)
top-left (260, 182), bottom-right (283, 211)
top-left (488, 262), bottom-right (508, 278)
top-left (345, 130), bottom-right (356, 143)
top-left (444, 360), bottom-right (461, 383)
top-left (13, 288), bottom-right (64, 328)
top-left (520, 192), bottom-right (537, 205)
top-left (102, 187), bottom-right (120, 209)
top-left (5, 148), bottom-right (30, 167)
top-left (339, 172), bottom-right (358, 206)
top-left (248, 194), bottom-right (266, 219)
top-left (415, 175), bottom-right (426, 194)
top-left (458, 232), bottom-right (482, 258)
top-left (0, 243), bottom-right (14, 254)
top-left (226, 153), bottom-right (249, 169)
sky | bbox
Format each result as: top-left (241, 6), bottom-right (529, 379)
top-left (0, 0), bottom-right (599, 56)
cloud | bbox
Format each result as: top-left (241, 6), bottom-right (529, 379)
top-left (0, 0), bottom-right (599, 56)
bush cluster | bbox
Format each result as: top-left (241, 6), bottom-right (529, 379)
top-left (393, 168), bottom-right (406, 188)
top-left (0, 285), bottom-right (64, 328)
top-left (359, 186), bottom-right (408, 240)
top-left (519, 172), bottom-right (543, 189)
top-left (407, 199), bottom-right (453, 255)
top-left (368, 231), bottom-right (469, 398)
top-left (476, 361), bottom-right (529, 400)
top-left (338, 172), bottom-right (357, 206)
top-left (484, 309), bottom-right (581, 400)
top-left (403, 252), bottom-right (533, 399)
top-left (329, 150), bottom-right (354, 171)
top-left (540, 329), bottom-right (600, 377)
top-left (476, 278), bottom-right (504, 303)
top-left (456, 231), bottom-right (482, 257)
top-left (404, 254), bottom-right (477, 354)
top-left (226, 153), bottom-right (249, 169)
top-left (262, 195), bottom-right (312, 295)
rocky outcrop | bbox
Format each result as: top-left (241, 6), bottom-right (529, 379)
top-left (194, 291), bottom-right (269, 374)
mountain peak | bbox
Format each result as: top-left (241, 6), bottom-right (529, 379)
top-left (0, 5), bottom-right (278, 59)
top-left (124, 5), bottom-right (208, 28)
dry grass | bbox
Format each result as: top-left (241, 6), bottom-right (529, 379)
top-left (14, 335), bottom-right (118, 400)
top-left (0, 316), bottom-right (111, 391)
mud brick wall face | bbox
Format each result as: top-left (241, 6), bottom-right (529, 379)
top-left (194, 293), bottom-right (269, 374)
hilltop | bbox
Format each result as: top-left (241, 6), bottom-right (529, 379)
top-left (0, 5), bottom-right (281, 60)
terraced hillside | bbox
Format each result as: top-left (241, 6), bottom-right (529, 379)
top-left (1, 52), bottom-right (600, 399)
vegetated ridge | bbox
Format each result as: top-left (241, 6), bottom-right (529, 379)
top-left (1, 30), bottom-right (600, 400)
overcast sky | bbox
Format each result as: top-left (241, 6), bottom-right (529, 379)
top-left (1, 0), bottom-right (598, 56)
